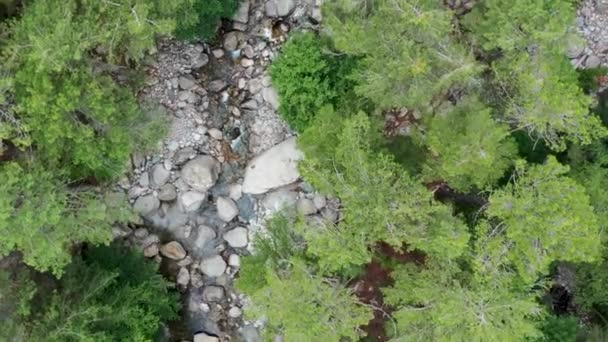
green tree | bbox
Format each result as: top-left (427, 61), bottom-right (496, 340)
top-left (0, 162), bottom-right (132, 274)
top-left (325, 0), bottom-right (482, 112)
top-left (384, 260), bottom-right (542, 341)
top-left (299, 111), bottom-right (470, 271)
top-left (173, 0), bottom-right (240, 41)
top-left (479, 157), bottom-right (602, 283)
top-left (420, 98), bottom-right (517, 190)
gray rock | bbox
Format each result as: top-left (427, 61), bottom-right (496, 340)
top-left (139, 171), bottom-right (150, 187)
top-left (160, 241), bottom-right (187, 260)
top-left (276, 0), bottom-right (296, 16)
top-left (242, 137), bottom-right (304, 194)
top-left (212, 49), bottom-right (225, 59)
top-left (193, 52), bottom-right (209, 68)
top-left (208, 128), bottom-right (223, 140)
top-left (248, 79), bottom-right (263, 94)
top-left (223, 227), bottom-right (249, 248)
top-left (173, 147), bottom-right (196, 165)
top-left (202, 285), bottom-right (225, 302)
top-left (177, 267), bottom-right (190, 286)
top-left (239, 325), bottom-right (262, 342)
top-left (151, 163), bottom-right (171, 188)
top-left (236, 194), bottom-right (255, 221)
top-left (200, 255), bottom-right (227, 277)
top-left (241, 58), bottom-right (254, 67)
top-left (133, 195), bottom-right (160, 216)
top-left (223, 31), bottom-right (243, 51)
top-left (194, 333), bottom-right (220, 342)
top-left (321, 207), bottom-right (339, 223)
top-left (232, 0), bottom-right (250, 24)
top-left (262, 189), bottom-right (298, 211)
top-left (229, 183), bottom-right (243, 201)
top-left (158, 183), bottom-right (177, 201)
top-left (143, 244), bottom-right (159, 258)
top-left (241, 99), bottom-right (258, 110)
top-left (599, 0), bottom-right (608, 14)
top-left (195, 225), bottom-right (217, 250)
top-left (296, 198), bottom-right (317, 215)
top-left (134, 227), bottom-right (149, 238)
top-left (178, 75), bottom-right (196, 90)
top-left (566, 43), bottom-right (584, 59)
top-left (265, 1), bottom-right (278, 17)
top-left (585, 55), bottom-right (601, 68)
top-left (209, 79), bottom-right (229, 92)
top-left (181, 156), bottom-right (221, 192)
top-left (217, 196), bottom-right (239, 222)
top-left (228, 254), bottom-right (241, 267)
top-left (228, 306), bottom-right (242, 318)
top-left (313, 194), bottom-right (327, 210)
top-left (178, 190), bottom-right (206, 212)
top-left (262, 87), bottom-right (280, 110)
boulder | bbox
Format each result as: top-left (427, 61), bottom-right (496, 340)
top-left (160, 241), bottom-right (187, 260)
top-left (217, 196), bottom-right (239, 222)
top-left (202, 285), bottom-right (225, 302)
top-left (195, 225), bottom-right (217, 249)
top-left (178, 190), bottom-right (206, 212)
top-left (200, 255), bottom-right (227, 277)
top-left (296, 198), bottom-right (317, 215)
top-left (158, 183), bottom-right (177, 201)
top-left (133, 195), bottom-right (160, 216)
top-left (228, 254), bottom-right (241, 267)
top-left (181, 156), bottom-right (220, 192)
top-left (276, 0), bottom-right (296, 16)
top-left (232, 0), bottom-right (250, 24)
top-left (151, 163), bottom-right (171, 188)
top-left (223, 227), bottom-right (249, 248)
top-left (242, 137), bottom-right (303, 194)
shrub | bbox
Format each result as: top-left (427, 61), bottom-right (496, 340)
top-left (173, 0), bottom-right (240, 41)
top-left (271, 32), bottom-right (358, 131)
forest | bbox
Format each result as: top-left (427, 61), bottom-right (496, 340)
top-left (2, 0), bottom-right (608, 341)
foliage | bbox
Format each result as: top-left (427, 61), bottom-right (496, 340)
top-left (5, 244), bottom-right (178, 342)
top-left (536, 315), bottom-right (581, 342)
top-left (384, 261), bottom-right (542, 341)
top-left (243, 257), bottom-right (372, 341)
top-left (420, 98), bottom-right (517, 190)
top-left (577, 67), bottom-right (608, 94)
top-left (465, 0), bottom-right (576, 52)
top-left (482, 157), bottom-right (602, 283)
top-left (270, 32), bottom-right (358, 131)
top-left (492, 49), bottom-right (606, 151)
top-left (173, 0), bottom-right (240, 41)
top-left (325, 0), bottom-right (482, 112)
top-left (0, 162), bottom-right (132, 275)
top-left (299, 111), bottom-right (470, 271)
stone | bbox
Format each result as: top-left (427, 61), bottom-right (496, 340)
top-left (212, 49), bottom-right (225, 59)
top-left (178, 75), bottom-right (196, 90)
top-left (134, 227), bottom-right (149, 238)
top-left (229, 183), bottom-right (243, 201)
top-left (195, 225), bottom-right (217, 249)
top-left (209, 79), bottom-right (229, 92)
top-left (151, 163), bottom-right (171, 188)
top-left (178, 190), bottom-right (206, 212)
top-left (585, 55), bottom-right (601, 69)
top-left (194, 333), bottom-right (220, 342)
top-left (228, 254), bottom-right (241, 267)
top-left (276, 0), bottom-right (296, 16)
top-left (313, 194), bottom-right (327, 210)
top-left (178, 256), bottom-right (193, 267)
top-left (262, 87), bottom-right (280, 110)
top-left (133, 195), bottom-right (160, 216)
top-left (248, 79), bottom-right (262, 94)
top-left (173, 147), bottom-right (196, 165)
top-left (223, 31), bottom-right (242, 51)
top-left (217, 197), bottom-right (239, 222)
top-left (143, 244), bottom-right (159, 258)
top-left (208, 128), bottom-right (223, 140)
top-left (160, 241), bottom-right (187, 260)
top-left (241, 58), bottom-right (254, 67)
top-left (232, 0), bottom-right (250, 24)
top-left (223, 227), bottom-right (249, 248)
top-left (139, 171), bottom-right (150, 187)
top-left (242, 137), bottom-right (304, 194)
top-left (265, 1), bottom-right (278, 17)
top-left (599, 0), bottom-right (608, 14)
top-left (177, 267), bottom-right (190, 286)
top-left (142, 234), bottom-right (160, 247)
top-left (262, 189), bottom-right (298, 211)
top-left (228, 306), bottom-right (242, 318)
top-left (158, 183), bottom-right (177, 201)
top-left (181, 156), bottom-right (221, 192)
top-left (243, 45), bottom-right (255, 59)
top-left (241, 99), bottom-right (258, 110)
top-left (193, 52), bottom-right (209, 68)
top-left (296, 198), bottom-right (317, 215)
top-left (321, 207), bottom-right (339, 223)
top-left (202, 285), bottom-right (225, 302)
top-left (200, 255), bottom-right (227, 277)
top-left (191, 271), bottom-right (204, 288)
top-left (566, 43), bottom-right (584, 59)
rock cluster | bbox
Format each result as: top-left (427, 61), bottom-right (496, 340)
top-left (574, 0), bottom-right (608, 67)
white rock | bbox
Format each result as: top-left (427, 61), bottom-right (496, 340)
top-left (143, 244), bottom-right (159, 258)
top-left (160, 241), bottom-right (187, 260)
top-left (208, 128), bottom-right (223, 140)
top-left (178, 190), bottom-right (206, 212)
top-left (228, 306), bottom-right (242, 318)
top-left (229, 183), bottom-right (243, 201)
top-left (228, 254), bottom-right (241, 267)
top-left (194, 333), bottom-right (219, 342)
top-left (181, 156), bottom-right (221, 192)
top-left (151, 163), bottom-right (171, 188)
top-left (133, 195), bottom-right (160, 216)
top-left (177, 267), bottom-right (190, 286)
top-left (242, 137), bottom-right (303, 194)
top-left (212, 49), bottom-right (225, 59)
top-left (262, 86), bottom-right (280, 110)
top-left (223, 227), bottom-right (249, 248)
top-left (200, 255), bottom-right (227, 277)
top-left (217, 197), bottom-right (239, 222)
top-left (296, 198), bottom-right (317, 215)
top-left (241, 58), bottom-right (254, 67)
top-left (195, 225), bottom-right (217, 249)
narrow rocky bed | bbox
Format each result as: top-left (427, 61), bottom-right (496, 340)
top-left (112, 1), bottom-right (328, 341)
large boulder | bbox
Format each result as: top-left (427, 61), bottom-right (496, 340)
top-left (180, 156), bottom-right (220, 192)
top-left (242, 137), bottom-right (303, 194)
